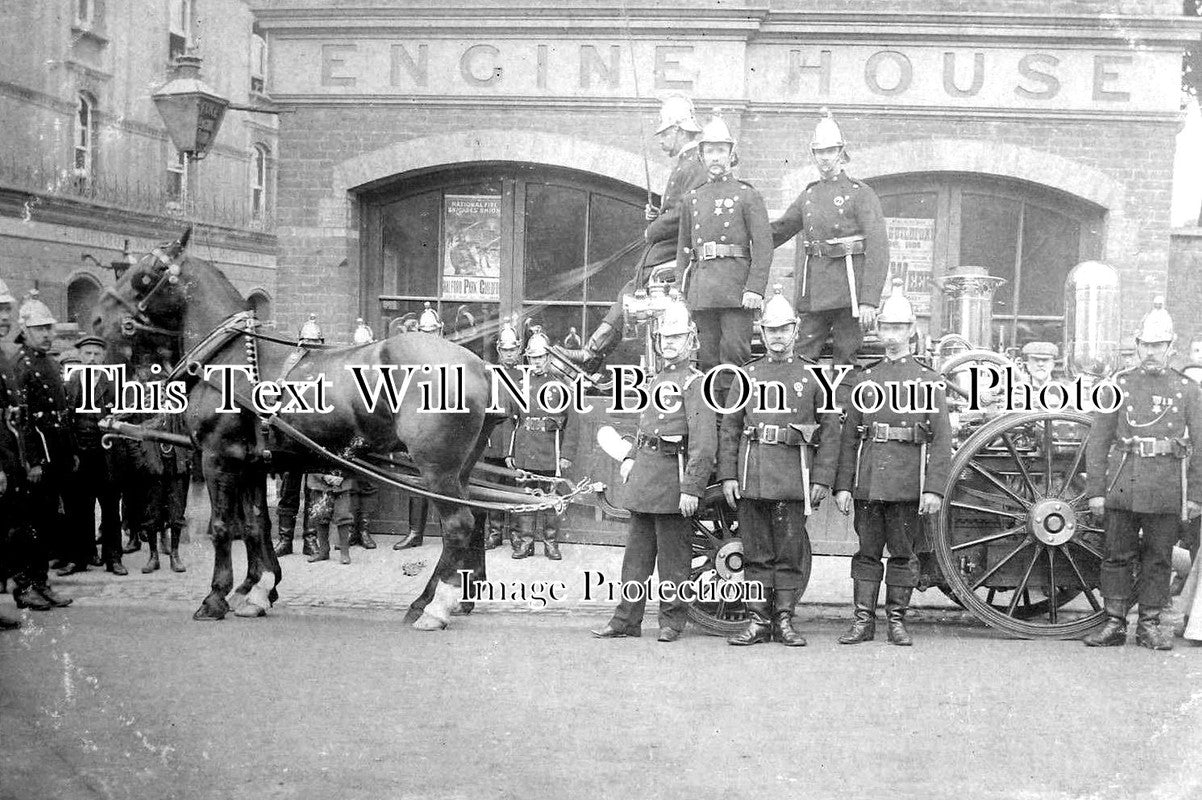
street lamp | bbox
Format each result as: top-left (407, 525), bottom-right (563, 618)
top-left (151, 53), bottom-right (229, 160)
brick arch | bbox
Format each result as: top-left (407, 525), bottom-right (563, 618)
top-left (333, 129), bottom-right (671, 196)
top-left (779, 139), bottom-right (1124, 212)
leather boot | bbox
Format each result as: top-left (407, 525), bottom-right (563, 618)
top-left (1135, 606), bottom-right (1173, 651)
top-left (306, 525), bottom-right (330, 563)
top-left (142, 533), bottom-right (161, 574)
top-left (33, 583), bottom-right (73, 608)
top-left (885, 585), bottom-right (914, 646)
top-left (485, 513), bottom-right (504, 550)
top-left (337, 523), bottom-right (352, 565)
top-left (14, 584), bottom-right (52, 611)
top-left (773, 588), bottom-right (807, 647)
top-left (0, 612), bottom-right (19, 630)
top-left (543, 517), bottom-right (562, 561)
top-left (274, 510), bottom-right (296, 556)
top-left (168, 527), bottom-right (186, 573)
top-left (1084, 598), bottom-right (1129, 646)
top-left (122, 526), bottom-right (141, 554)
top-left (838, 580), bottom-right (879, 644)
top-left (353, 512), bottom-right (377, 549)
top-left (302, 528), bottom-right (320, 560)
top-left (728, 600), bottom-right (773, 646)
top-left (394, 497), bottom-right (427, 550)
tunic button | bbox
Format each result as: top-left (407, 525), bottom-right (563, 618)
top-left (1127, 406), bottom-right (1134, 412)
top-left (658, 414), bottom-right (664, 419)
top-left (720, 235), bottom-right (727, 242)
top-left (723, 221), bottom-right (730, 228)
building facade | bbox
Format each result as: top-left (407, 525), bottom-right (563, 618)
top-left (0, 0), bottom-right (278, 337)
top-left (249, 0), bottom-right (1198, 542)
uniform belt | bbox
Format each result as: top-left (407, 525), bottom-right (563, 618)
top-left (857, 422), bottom-right (930, 444)
top-left (523, 417), bottom-right (562, 432)
top-left (743, 423), bottom-right (817, 447)
top-left (1116, 436), bottom-right (1189, 458)
top-left (803, 237), bottom-right (866, 259)
top-left (636, 432), bottom-right (688, 456)
top-left (695, 242), bottom-right (750, 261)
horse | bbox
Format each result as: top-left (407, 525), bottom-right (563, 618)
top-left (91, 229), bottom-right (498, 628)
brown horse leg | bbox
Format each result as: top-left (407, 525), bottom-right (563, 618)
top-left (233, 472), bottom-right (280, 604)
top-left (412, 481), bottom-right (479, 630)
top-left (194, 462), bottom-right (236, 621)
top-left (408, 510), bottom-right (486, 622)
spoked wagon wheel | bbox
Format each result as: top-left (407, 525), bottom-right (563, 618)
top-left (934, 410), bottom-right (1106, 638)
top-left (939, 348), bottom-right (1015, 411)
top-left (685, 485), bottom-right (813, 636)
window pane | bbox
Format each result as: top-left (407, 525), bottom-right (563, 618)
top-left (960, 193), bottom-right (1020, 312)
top-left (522, 304), bottom-right (585, 348)
top-left (1018, 205), bottom-right (1079, 318)
top-left (382, 191), bottom-right (440, 297)
top-left (524, 184), bottom-right (587, 301)
top-left (586, 193), bottom-right (644, 303)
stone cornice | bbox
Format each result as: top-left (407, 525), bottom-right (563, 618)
top-left (251, 4), bottom-right (1201, 47)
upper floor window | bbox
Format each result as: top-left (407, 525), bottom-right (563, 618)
top-left (74, 0), bottom-right (94, 28)
top-left (251, 144), bottom-right (269, 220)
top-left (169, 0), bottom-right (193, 61)
top-left (74, 92), bottom-right (96, 183)
top-left (250, 33), bottom-right (267, 94)
top-left (166, 148), bottom-right (188, 204)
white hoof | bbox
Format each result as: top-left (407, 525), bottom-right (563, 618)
top-left (412, 613), bottom-right (448, 631)
top-left (234, 602), bottom-right (267, 618)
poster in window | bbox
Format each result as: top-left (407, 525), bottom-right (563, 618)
top-left (443, 194), bottom-right (502, 301)
top-left (885, 217), bottom-right (934, 317)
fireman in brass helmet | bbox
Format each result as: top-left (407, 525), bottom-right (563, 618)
top-left (508, 326), bottom-right (571, 560)
top-left (1084, 298), bottom-right (1202, 650)
top-left (833, 281), bottom-right (951, 646)
top-left (11, 291), bottom-right (76, 611)
top-left (346, 318), bottom-right (379, 551)
top-left (718, 286), bottom-right (842, 647)
top-left (676, 116), bottom-right (773, 403)
top-left (0, 277), bottom-right (27, 628)
top-left (274, 314), bottom-right (324, 557)
top-left (484, 316), bottom-right (522, 550)
top-left (563, 96), bottom-right (708, 373)
top-left (395, 303), bottom-right (445, 550)
top-left (771, 109), bottom-right (889, 367)
top-left (592, 297), bottom-right (717, 643)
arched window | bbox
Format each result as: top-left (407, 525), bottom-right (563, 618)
top-left (251, 144), bottom-right (269, 221)
top-left (868, 174), bottom-right (1105, 349)
top-left (363, 164), bottom-right (645, 362)
top-left (247, 291), bottom-right (272, 324)
top-left (74, 92), bottom-right (96, 182)
top-left (67, 274), bottom-right (102, 325)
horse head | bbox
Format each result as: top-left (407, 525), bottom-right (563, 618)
top-left (92, 226), bottom-right (244, 365)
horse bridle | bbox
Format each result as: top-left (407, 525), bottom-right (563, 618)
top-left (102, 245), bottom-right (187, 340)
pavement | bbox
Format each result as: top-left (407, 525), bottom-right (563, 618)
top-left (23, 484), bottom-right (972, 624)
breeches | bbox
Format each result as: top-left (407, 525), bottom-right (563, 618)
top-left (739, 498), bottom-right (809, 591)
top-left (795, 308), bottom-right (863, 368)
top-left (851, 500), bottom-right (920, 587)
top-left (1101, 510), bottom-right (1177, 608)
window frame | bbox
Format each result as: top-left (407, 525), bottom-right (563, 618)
top-left (166, 147), bottom-right (188, 206)
top-left (360, 164), bottom-right (647, 353)
top-left (868, 173), bottom-right (1105, 349)
top-left (73, 92), bottom-right (96, 184)
top-left (250, 33), bottom-right (268, 94)
top-left (250, 143), bottom-right (269, 221)
top-left (74, 0), bottom-right (94, 28)
top-left (168, 0), bottom-right (193, 61)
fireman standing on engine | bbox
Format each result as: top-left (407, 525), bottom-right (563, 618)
top-left (565, 96), bottom-right (708, 373)
top-left (718, 287), bottom-right (842, 647)
top-left (1084, 298), bottom-right (1202, 650)
top-left (770, 109), bottom-right (889, 367)
top-left (675, 116), bottom-right (772, 403)
top-left (833, 281), bottom-right (951, 646)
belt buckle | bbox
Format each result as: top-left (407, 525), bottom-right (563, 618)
top-left (1135, 437), bottom-right (1156, 457)
top-left (872, 422), bottom-right (890, 443)
top-left (701, 242), bottom-right (717, 261)
top-left (760, 424), bottom-right (780, 445)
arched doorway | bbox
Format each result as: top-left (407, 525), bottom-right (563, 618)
top-left (359, 162), bottom-right (648, 362)
top-left (247, 290), bottom-right (273, 326)
top-left (66, 274), bottom-right (102, 325)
